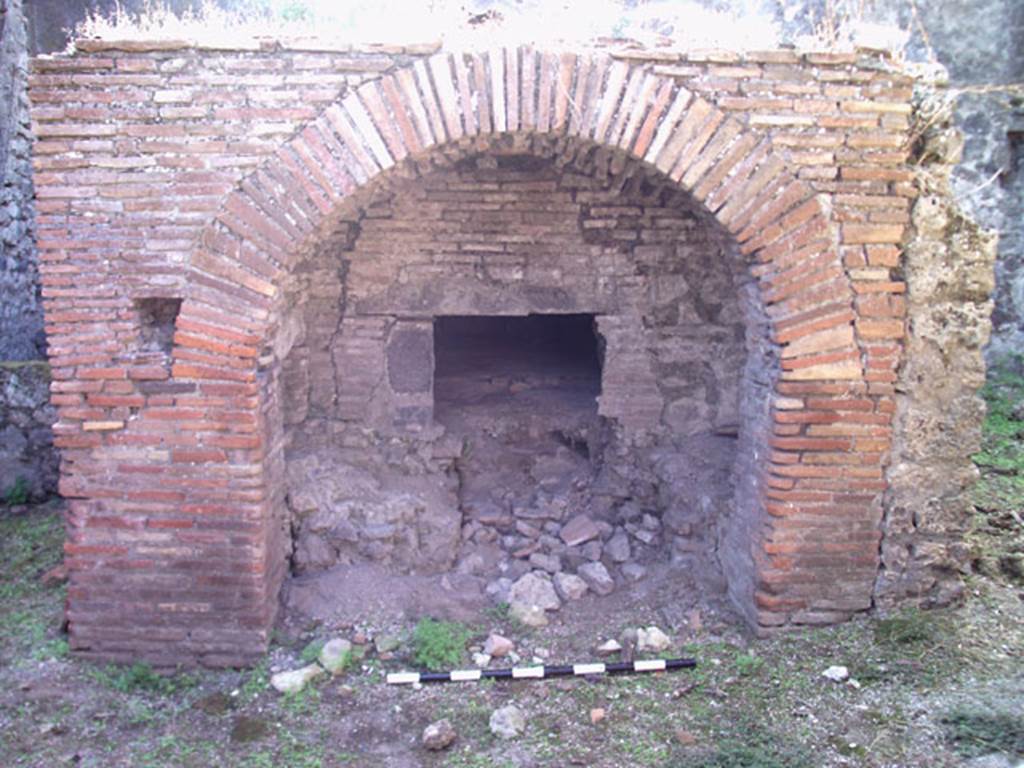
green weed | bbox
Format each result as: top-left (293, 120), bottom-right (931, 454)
top-left (2, 476), bottom-right (30, 507)
top-left (89, 662), bottom-right (198, 696)
top-left (412, 618), bottom-right (471, 671)
top-left (941, 706), bottom-right (1024, 758)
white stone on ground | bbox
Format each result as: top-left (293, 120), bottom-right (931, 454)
top-left (318, 638), bottom-right (353, 675)
top-left (637, 626), bottom-right (671, 653)
top-left (270, 664), bottom-right (324, 694)
top-left (508, 571), bottom-right (561, 613)
top-left (422, 719), bottom-right (457, 750)
top-left (489, 705), bottom-right (526, 739)
top-left (822, 665), bottom-right (849, 682)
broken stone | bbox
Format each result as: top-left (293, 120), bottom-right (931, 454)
top-left (528, 552), bottom-right (561, 574)
top-left (577, 562), bottom-right (615, 596)
top-left (489, 705), bottom-right (526, 739)
top-left (582, 540), bottom-right (603, 561)
top-left (637, 626), bottom-right (671, 653)
top-left (483, 633), bottom-right (514, 658)
top-left (485, 575), bottom-right (513, 602)
top-left (270, 664), bottom-right (324, 694)
top-left (621, 562), bottom-right (647, 582)
top-left (633, 528), bottom-right (658, 545)
top-left (472, 652), bottom-right (491, 667)
top-left (590, 707), bottom-right (606, 724)
top-left (508, 571), bottom-right (561, 613)
top-left (554, 572), bottom-right (589, 601)
top-left (318, 638), bottom-right (353, 675)
top-left (605, 530), bottom-right (631, 563)
top-left (595, 639), bottom-right (622, 657)
top-left (560, 515), bottom-right (601, 546)
top-left (422, 719), bottom-right (457, 751)
top-left (510, 602), bottom-right (548, 627)
top-left (822, 665), bottom-right (849, 683)
top-left (641, 513), bottom-right (661, 530)
top-left (374, 634), bottom-right (401, 654)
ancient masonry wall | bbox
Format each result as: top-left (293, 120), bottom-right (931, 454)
top-left (0, 0), bottom-right (53, 502)
top-left (25, 40), bottom-right (986, 665)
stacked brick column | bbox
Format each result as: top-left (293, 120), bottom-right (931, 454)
top-left (31, 42), bottom-right (913, 664)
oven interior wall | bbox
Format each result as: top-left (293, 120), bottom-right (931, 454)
top-left (279, 137), bottom-right (759, 591)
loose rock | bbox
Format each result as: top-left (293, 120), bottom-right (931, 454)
top-left (319, 638), bottom-right (353, 675)
top-left (554, 572), bottom-right (589, 601)
top-left (822, 665), bottom-right (849, 683)
top-left (595, 639), bottom-right (622, 657)
top-left (508, 571), bottom-right (561, 616)
top-left (560, 515), bottom-right (601, 546)
top-left (621, 562), bottom-right (647, 582)
top-left (577, 562), bottom-right (615, 596)
top-left (484, 633), bottom-right (514, 658)
top-left (637, 626), bottom-right (671, 653)
top-left (270, 664), bottom-right (324, 694)
top-left (590, 707), bottom-right (606, 724)
top-left (489, 705), bottom-right (526, 739)
top-left (422, 719), bottom-right (457, 751)
top-left (605, 530), bottom-right (631, 563)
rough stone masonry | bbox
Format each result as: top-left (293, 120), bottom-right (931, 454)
top-left (27, 39), bottom-right (993, 666)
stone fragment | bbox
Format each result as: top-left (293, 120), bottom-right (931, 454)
top-left (528, 552), bottom-right (561, 573)
top-left (637, 626), bottom-right (671, 653)
top-left (485, 577), bottom-right (513, 604)
top-left (606, 530), bottom-right (631, 563)
top-left (508, 571), bottom-right (561, 612)
top-left (675, 729), bottom-right (698, 746)
top-left (318, 638), bottom-right (353, 674)
top-left (270, 664), bottom-right (324, 694)
top-left (590, 707), bottom-right (606, 724)
top-left (472, 652), bottom-right (491, 667)
top-left (595, 639), bottom-right (622, 657)
top-left (577, 562), bottom-right (615, 596)
top-left (509, 602), bottom-right (548, 627)
top-left (422, 719), bottom-right (457, 750)
top-left (374, 634), bottom-right (401, 654)
top-left (489, 705), bottom-right (526, 739)
top-left (554, 572), bottom-right (589, 601)
top-left (582, 540), bottom-right (603, 561)
top-left (621, 562), bottom-right (647, 582)
top-left (822, 665), bottom-right (849, 682)
top-left (483, 633), bottom-right (514, 658)
top-left (560, 515), bottom-right (601, 546)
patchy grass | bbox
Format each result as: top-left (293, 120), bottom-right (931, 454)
top-left (0, 502), bottom-right (1022, 767)
top-left (972, 360), bottom-right (1024, 585)
top-left (412, 618), bottom-right (472, 671)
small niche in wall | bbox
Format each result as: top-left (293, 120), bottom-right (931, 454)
top-left (1002, 130), bottom-right (1023, 186)
top-left (135, 297), bottom-right (182, 356)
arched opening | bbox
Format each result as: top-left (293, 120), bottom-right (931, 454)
top-left (272, 134), bottom-right (774, 623)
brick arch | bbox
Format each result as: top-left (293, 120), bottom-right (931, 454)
top-left (169, 48), bottom-right (876, 644)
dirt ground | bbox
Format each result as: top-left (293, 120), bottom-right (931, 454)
top-left (1, 501), bottom-right (1022, 768)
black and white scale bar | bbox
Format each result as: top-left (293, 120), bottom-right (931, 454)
top-left (386, 657), bottom-right (696, 685)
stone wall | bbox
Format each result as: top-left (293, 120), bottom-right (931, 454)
top-left (0, 362), bottom-right (56, 502)
top-left (1, 0), bottom-right (44, 360)
top-left (878, 85), bottom-right (998, 607)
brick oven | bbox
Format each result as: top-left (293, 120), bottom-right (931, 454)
top-left (29, 40), bottom-right (993, 666)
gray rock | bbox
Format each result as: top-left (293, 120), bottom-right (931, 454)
top-left (621, 562), bottom-right (647, 582)
top-left (422, 719), bottom-right (457, 750)
top-left (508, 571), bottom-right (561, 613)
top-left (582, 540), bottom-right (604, 561)
top-left (560, 515), bottom-right (601, 546)
top-left (485, 577), bottom-right (513, 604)
top-left (554, 572), bottom-right (589, 601)
top-left (318, 638), bottom-right (353, 674)
top-left (528, 552), bottom-right (561, 573)
top-left (509, 602), bottom-right (548, 627)
top-left (489, 705), bottom-right (526, 739)
top-left (577, 562), bottom-right (615, 596)
top-left (606, 530), bottom-right (631, 563)
top-left (270, 664), bottom-right (324, 694)
top-left (374, 634), bottom-right (401, 654)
